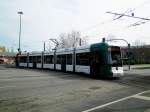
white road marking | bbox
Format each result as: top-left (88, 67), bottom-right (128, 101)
top-left (0, 86), bottom-right (16, 89)
top-left (133, 95), bottom-right (150, 101)
top-left (82, 90), bottom-right (150, 112)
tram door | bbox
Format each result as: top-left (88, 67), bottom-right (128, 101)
top-left (91, 52), bottom-right (101, 77)
top-left (61, 55), bottom-right (66, 72)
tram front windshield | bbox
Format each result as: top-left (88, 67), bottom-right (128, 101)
top-left (110, 46), bottom-right (122, 67)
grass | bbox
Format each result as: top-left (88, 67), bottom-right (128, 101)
top-left (133, 66), bottom-right (150, 69)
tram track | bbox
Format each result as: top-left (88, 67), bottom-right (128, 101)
top-left (112, 74), bottom-right (150, 89)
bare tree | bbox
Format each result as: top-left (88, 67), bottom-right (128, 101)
top-left (133, 40), bottom-right (146, 48)
top-left (80, 35), bottom-right (88, 45)
top-left (46, 41), bottom-right (52, 52)
top-left (131, 40), bottom-right (148, 64)
top-left (57, 31), bottom-right (87, 49)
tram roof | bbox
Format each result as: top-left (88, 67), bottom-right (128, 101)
top-left (75, 44), bottom-right (91, 50)
top-left (18, 42), bottom-right (114, 56)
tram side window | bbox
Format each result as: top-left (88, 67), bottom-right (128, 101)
top-left (76, 52), bottom-right (91, 66)
top-left (66, 54), bottom-right (72, 65)
top-left (44, 55), bottom-right (53, 64)
top-left (44, 56), bottom-right (47, 64)
top-left (20, 56), bottom-right (27, 63)
top-left (20, 57), bottom-right (23, 63)
top-left (32, 56), bottom-right (36, 63)
top-left (37, 56), bottom-right (41, 63)
top-left (29, 56), bottom-right (33, 63)
top-left (56, 55), bottom-right (61, 64)
top-left (50, 55), bottom-right (53, 64)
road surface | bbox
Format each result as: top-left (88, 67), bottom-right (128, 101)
top-left (0, 64), bottom-right (150, 112)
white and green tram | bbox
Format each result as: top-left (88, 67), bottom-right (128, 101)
top-left (16, 42), bottom-right (123, 78)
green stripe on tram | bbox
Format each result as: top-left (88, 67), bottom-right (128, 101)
top-left (90, 42), bottom-right (113, 77)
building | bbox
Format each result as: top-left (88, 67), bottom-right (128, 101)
top-left (0, 46), bottom-right (16, 64)
top-left (0, 46), bottom-right (6, 53)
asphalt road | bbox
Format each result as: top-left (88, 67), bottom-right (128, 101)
top-left (0, 65), bottom-right (150, 112)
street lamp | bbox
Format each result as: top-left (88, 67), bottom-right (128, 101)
top-left (18, 11), bottom-right (23, 54)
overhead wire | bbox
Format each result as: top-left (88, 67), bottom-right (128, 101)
top-left (24, 0), bottom-right (150, 50)
top-left (80, 0), bottom-right (150, 37)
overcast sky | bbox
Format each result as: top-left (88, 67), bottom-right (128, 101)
top-left (0, 0), bottom-right (150, 52)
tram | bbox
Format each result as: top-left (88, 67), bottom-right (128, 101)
top-left (16, 42), bottom-right (123, 78)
